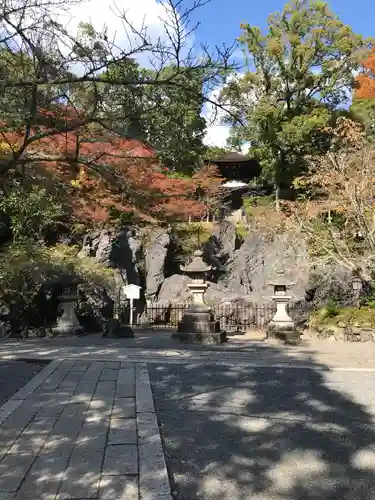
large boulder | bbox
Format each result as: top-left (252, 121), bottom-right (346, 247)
top-left (156, 274), bottom-right (191, 304)
top-left (204, 282), bottom-right (243, 305)
top-left (144, 228), bottom-right (171, 300)
top-left (305, 264), bottom-right (358, 307)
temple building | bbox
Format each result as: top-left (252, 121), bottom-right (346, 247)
top-left (206, 152), bottom-right (262, 223)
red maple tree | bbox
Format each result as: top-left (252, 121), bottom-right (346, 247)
top-left (1, 107), bottom-right (210, 224)
top-left (354, 49), bottom-right (375, 99)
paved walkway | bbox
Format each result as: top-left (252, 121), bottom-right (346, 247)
top-left (1, 334), bottom-right (375, 500)
top-left (2, 333), bottom-right (375, 369)
top-left (0, 359), bottom-right (172, 500)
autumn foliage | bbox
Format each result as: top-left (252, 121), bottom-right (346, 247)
top-left (0, 109), bottom-right (219, 224)
top-left (355, 49), bottom-right (375, 99)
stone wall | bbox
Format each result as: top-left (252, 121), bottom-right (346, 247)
top-left (307, 326), bottom-right (375, 342)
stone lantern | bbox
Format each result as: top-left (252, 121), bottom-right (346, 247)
top-left (51, 275), bottom-right (84, 337)
top-left (267, 270), bottom-right (299, 344)
top-left (172, 250), bottom-right (226, 344)
top-left (352, 274), bottom-right (362, 308)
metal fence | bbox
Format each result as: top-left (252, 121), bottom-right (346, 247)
top-left (118, 302), bottom-right (279, 332)
top-left (214, 303), bottom-right (277, 332)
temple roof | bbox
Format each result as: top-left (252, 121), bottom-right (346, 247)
top-left (206, 152), bottom-right (261, 181)
top-left (211, 152), bottom-right (253, 163)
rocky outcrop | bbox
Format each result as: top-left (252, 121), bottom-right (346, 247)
top-left (78, 226), bottom-right (173, 301)
top-left (219, 232), bottom-right (310, 301)
top-left (76, 223), bottom-right (360, 314)
top-left (203, 221), bottom-right (241, 273)
top-left (79, 227), bottom-right (142, 287)
top-left (144, 228), bottom-right (171, 301)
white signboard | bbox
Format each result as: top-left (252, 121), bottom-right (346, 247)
top-left (122, 284), bottom-right (141, 326)
top-left (122, 284), bottom-right (141, 300)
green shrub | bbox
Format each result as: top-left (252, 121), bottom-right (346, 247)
top-left (310, 305), bottom-right (375, 328)
top-left (0, 241), bottom-right (115, 306)
top-left (236, 224), bottom-right (249, 239)
top-left (0, 185), bottom-right (65, 242)
top-left (171, 222), bottom-right (212, 257)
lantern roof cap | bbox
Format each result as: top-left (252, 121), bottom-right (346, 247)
top-left (268, 269), bottom-right (295, 288)
top-left (181, 250), bottom-right (211, 274)
top-left (44, 272), bottom-right (82, 287)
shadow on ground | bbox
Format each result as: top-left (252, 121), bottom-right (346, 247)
top-left (0, 361), bottom-right (47, 406)
top-left (149, 345), bottom-right (375, 500)
top-left (0, 361), bottom-right (141, 499)
top-left (0, 332), bottom-right (339, 369)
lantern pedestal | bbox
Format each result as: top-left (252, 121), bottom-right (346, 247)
top-left (173, 304), bottom-right (225, 345)
top-left (172, 251), bottom-right (226, 345)
top-left (173, 301), bottom-right (225, 345)
top-left (52, 284), bottom-right (85, 337)
top-left (267, 272), bottom-right (300, 345)
top-left (267, 295), bottom-right (299, 344)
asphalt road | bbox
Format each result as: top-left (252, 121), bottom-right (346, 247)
top-left (149, 362), bottom-right (375, 500)
top-left (0, 360), bottom-right (47, 406)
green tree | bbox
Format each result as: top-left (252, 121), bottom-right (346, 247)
top-left (100, 62), bottom-right (207, 171)
top-left (0, 185), bottom-right (64, 242)
top-left (203, 145), bottom-right (230, 161)
top-left (0, 0), bottom-right (234, 179)
top-left (222, 0), bottom-right (368, 209)
top-left (350, 98), bottom-right (375, 138)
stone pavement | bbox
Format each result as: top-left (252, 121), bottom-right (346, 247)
top-left (2, 334), bottom-right (375, 369)
top-left (1, 334), bottom-right (375, 500)
top-left (0, 359), bottom-right (172, 500)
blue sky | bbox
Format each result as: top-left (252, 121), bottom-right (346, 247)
top-left (193, 0), bottom-right (375, 50)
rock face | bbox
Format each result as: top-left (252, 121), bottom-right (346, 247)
top-left (76, 222), bottom-right (359, 320)
top-left (111, 228), bottom-right (141, 286)
top-left (144, 228), bottom-right (171, 301)
top-left (79, 227), bottom-right (142, 286)
top-left (219, 232), bottom-right (310, 301)
top-left (203, 221), bottom-right (240, 273)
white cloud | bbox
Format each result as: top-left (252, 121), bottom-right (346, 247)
top-left (204, 122), bottom-right (231, 148)
top-left (202, 85), bottom-right (231, 148)
top-left (4, 0), bottom-right (171, 60)
top-left (59, 0), bottom-right (171, 48)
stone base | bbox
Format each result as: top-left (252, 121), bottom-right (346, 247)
top-left (102, 320), bottom-right (134, 338)
top-left (267, 322), bottom-right (300, 345)
top-left (175, 303), bottom-right (226, 344)
top-left (51, 325), bottom-right (86, 337)
top-left (172, 331), bottom-right (227, 345)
